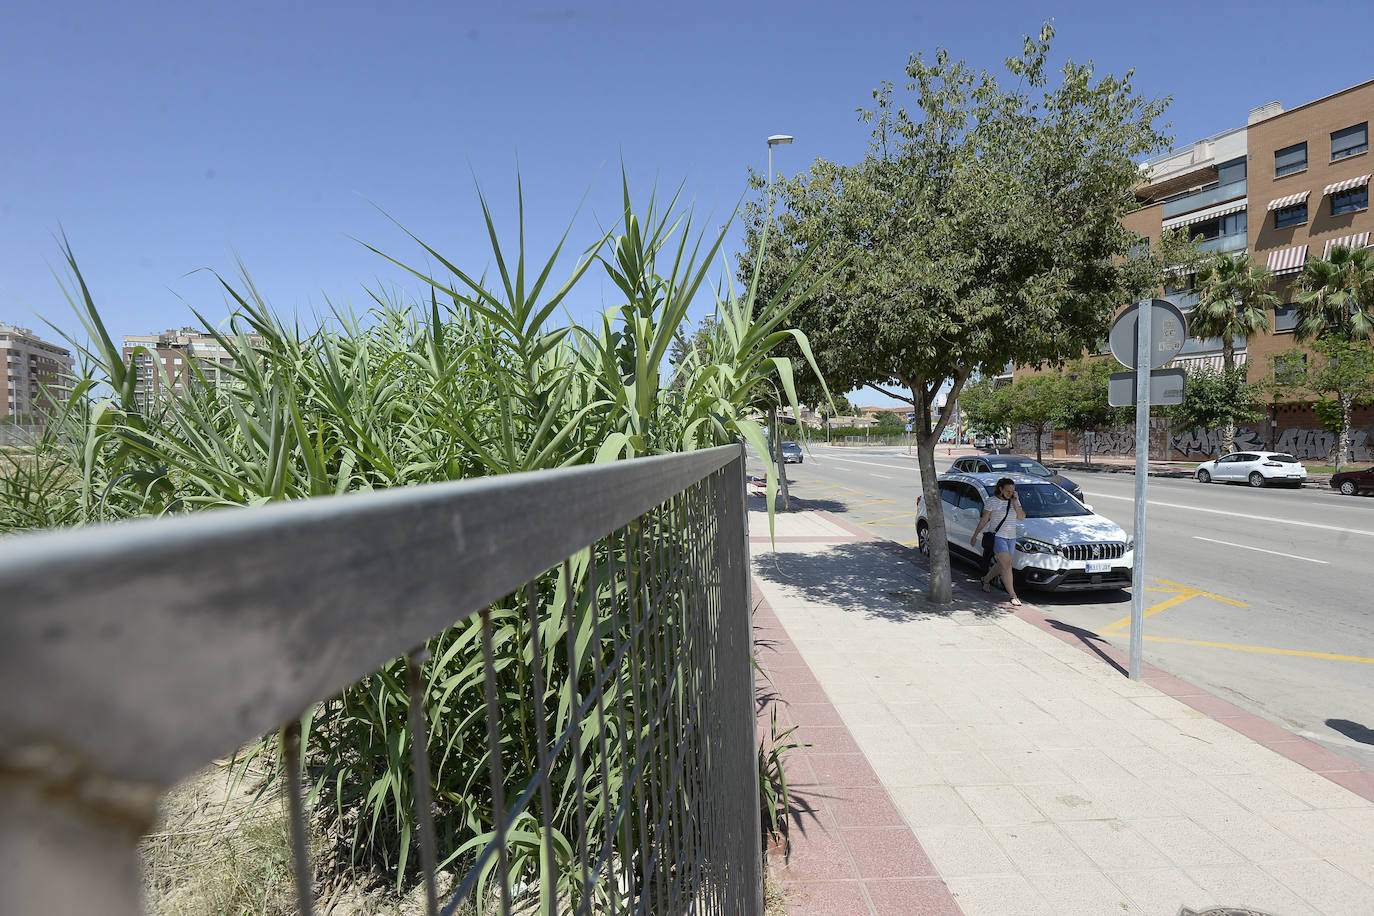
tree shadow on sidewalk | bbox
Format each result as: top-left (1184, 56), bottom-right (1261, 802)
top-left (752, 542), bottom-right (1009, 624)
top-left (747, 493), bottom-right (852, 514)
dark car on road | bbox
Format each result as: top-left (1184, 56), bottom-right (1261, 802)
top-left (950, 454), bottom-right (1083, 503)
top-left (1331, 465), bottom-right (1374, 496)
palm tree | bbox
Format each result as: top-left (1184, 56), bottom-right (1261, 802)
top-left (1191, 252), bottom-right (1277, 453)
top-left (1294, 244), bottom-right (1374, 470)
top-left (1294, 244), bottom-right (1374, 343)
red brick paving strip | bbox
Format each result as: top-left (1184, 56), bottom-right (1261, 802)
top-left (754, 588), bottom-right (962, 915)
top-left (789, 501), bottom-right (1374, 804)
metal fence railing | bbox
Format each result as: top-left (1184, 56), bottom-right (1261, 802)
top-left (0, 444), bottom-right (760, 916)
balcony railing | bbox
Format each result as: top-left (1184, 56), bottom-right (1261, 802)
top-left (1195, 232), bottom-right (1249, 255)
top-left (0, 444), bottom-right (760, 916)
top-left (1162, 179), bottom-right (1247, 219)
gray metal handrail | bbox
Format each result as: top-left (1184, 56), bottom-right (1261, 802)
top-left (0, 443), bottom-right (760, 915)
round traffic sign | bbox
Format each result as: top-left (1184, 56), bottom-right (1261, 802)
top-left (1108, 299), bottom-right (1188, 371)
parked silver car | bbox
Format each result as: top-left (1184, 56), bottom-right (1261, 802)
top-left (1194, 452), bottom-right (1306, 488)
top-left (915, 472), bottom-right (1134, 591)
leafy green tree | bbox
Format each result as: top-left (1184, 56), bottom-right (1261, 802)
top-left (738, 26), bottom-right (1172, 601)
top-left (1168, 366), bottom-right (1263, 444)
top-left (1059, 359), bottom-right (1131, 464)
top-left (958, 377), bottom-right (1010, 440)
top-left (1190, 252), bottom-right (1277, 453)
top-left (1270, 340), bottom-right (1374, 471)
top-left (1004, 373), bottom-right (1069, 462)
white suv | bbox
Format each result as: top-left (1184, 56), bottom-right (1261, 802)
top-left (915, 472), bottom-right (1134, 592)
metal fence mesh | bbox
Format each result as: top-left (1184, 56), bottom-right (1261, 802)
top-left (275, 460), bottom-right (758, 916)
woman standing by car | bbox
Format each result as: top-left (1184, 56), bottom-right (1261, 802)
top-left (971, 477), bottom-right (1027, 605)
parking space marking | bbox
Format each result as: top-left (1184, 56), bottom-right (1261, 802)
top-left (858, 511), bottom-right (918, 526)
top-left (1142, 635), bottom-right (1374, 665)
top-left (1191, 536), bottom-right (1329, 565)
top-left (847, 499), bottom-right (897, 510)
top-left (1101, 579), bottom-right (1247, 636)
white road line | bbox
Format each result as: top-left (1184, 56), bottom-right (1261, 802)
top-left (1094, 492), bottom-right (1374, 537)
top-left (1192, 536), bottom-right (1329, 564)
top-left (813, 454), bottom-right (920, 473)
top-left (872, 474), bottom-right (895, 479)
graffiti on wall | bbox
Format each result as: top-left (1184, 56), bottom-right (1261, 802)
top-left (1167, 425), bottom-right (1373, 461)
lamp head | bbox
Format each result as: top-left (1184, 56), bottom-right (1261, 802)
top-left (766, 135), bottom-right (794, 146)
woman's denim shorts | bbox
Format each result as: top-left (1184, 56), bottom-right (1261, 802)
top-left (993, 536), bottom-right (1016, 555)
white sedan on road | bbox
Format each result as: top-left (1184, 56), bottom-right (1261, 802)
top-left (1194, 451), bottom-right (1307, 488)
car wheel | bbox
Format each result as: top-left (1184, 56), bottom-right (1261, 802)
top-left (916, 521), bottom-right (930, 558)
top-left (1248, 471), bottom-right (1265, 488)
top-left (1340, 480), bottom-right (1357, 496)
top-left (1197, 469), bottom-right (1211, 483)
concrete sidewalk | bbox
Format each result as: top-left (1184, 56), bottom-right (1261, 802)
top-left (751, 505), bottom-right (1374, 915)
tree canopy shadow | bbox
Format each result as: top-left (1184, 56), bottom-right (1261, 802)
top-left (751, 541), bottom-right (1009, 624)
top-left (1326, 718), bottom-right (1374, 746)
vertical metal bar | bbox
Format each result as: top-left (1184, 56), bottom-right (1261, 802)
top-left (1130, 299), bottom-right (1152, 681)
top-left (646, 504), bottom-right (669, 910)
top-left (627, 518), bottom-right (652, 912)
top-left (405, 648), bottom-right (440, 916)
top-left (480, 607), bottom-right (514, 916)
top-left (281, 717), bottom-right (315, 916)
top-left (526, 585), bottom-right (560, 916)
top-left (563, 559), bottom-right (592, 912)
top-left (586, 539), bottom-right (619, 916)
top-left (720, 449), bottom-right (762, 914)
top-left (606, 525), bottom-right (639, 910)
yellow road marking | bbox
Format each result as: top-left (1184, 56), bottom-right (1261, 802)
top-left (1141, 635), bottom-right (1374, 664)
top-left (859, 511), bottom-right (917, 525)
top-left (1101, 580), bottom-right (1249, 635)
top-left (848, 499), bottom-right (897, 510)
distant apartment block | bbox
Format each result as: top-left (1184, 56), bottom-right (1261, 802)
top-left (122, 327), bottom-right (255, 410)
top-left (1015, 79), bottom-right (1374, 460)
top-left (1121, 78), bottom-right (1373, 381)
top-left (1, 324), bottom-right (75, 426)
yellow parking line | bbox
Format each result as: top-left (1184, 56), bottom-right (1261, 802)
top-left (1100, 580), bottom-right (1249, 635)
top-left (859, 511), bottom-right (917, 526)
top-left (1155, 578), bottom-right (1248, 607)
top-left (1143, 635), bottom-right (1374, 664)
top-left (848, 499), bottom-right (897, 510)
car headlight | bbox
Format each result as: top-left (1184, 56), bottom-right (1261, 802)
top-left (1124, 536), bottom-right (1135, 551)
top-left (1016, 537), bottom-right (1058, 554)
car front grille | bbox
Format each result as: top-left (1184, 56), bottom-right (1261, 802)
top-left (1059, 541), bottom-right (1127, 561)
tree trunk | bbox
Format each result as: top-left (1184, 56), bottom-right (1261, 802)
top-left (1220, 342), bottom-right (1236, 455)
top-left (769, 405), bottom-right (790, 510)
top-left (1335, 395), bottom-right (1352, 474)
top-left (914, 429), bottom-right (952, 605)
top-left (1034, 423), bottom-right (1045, 462)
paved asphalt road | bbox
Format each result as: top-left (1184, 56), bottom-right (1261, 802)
top-left (750, 443), bottom-right (1374, 770)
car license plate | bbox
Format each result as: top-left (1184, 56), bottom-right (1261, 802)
top-left (1086, 561), bottom-right (1111, 573)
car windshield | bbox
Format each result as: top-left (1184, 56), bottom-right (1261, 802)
top-left (782, 442), bottom-right (800, 450)
top-left (985, 458), bottom-right (1052, 478)
top-left (984, 482), bottom-right (1090, 518)
top-left (1269, 454), bottom-right (1298, 463)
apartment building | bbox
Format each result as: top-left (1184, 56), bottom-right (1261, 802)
top-left (1, 324), bottom-right (75, 426)
top-left (1020, 79), bottom-right (1374, 462)
top-left (122, 327), bottom-right (253, 410)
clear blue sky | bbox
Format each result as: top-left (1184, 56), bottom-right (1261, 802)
top-left (3, 1), bottom-right (1369, 406)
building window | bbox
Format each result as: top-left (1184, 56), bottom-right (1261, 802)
top-left (1331, 123), bottom-right (1368, 161)
top-left (1331, 186), bottom-right (1369, 216)
top-left (1274, 304), bottom-right (1299, 333)
top-left (1274, 202), bottom-right (1308, 228)
top-left (1274, 141), bottom-right (1308, 177)
top-left (1215, 157), bottom-right (1247, 185)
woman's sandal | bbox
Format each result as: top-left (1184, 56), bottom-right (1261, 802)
top-left (1010, 597), bottom-right (1022, 607)
top-left (981, 580), bottom-right (991, 593)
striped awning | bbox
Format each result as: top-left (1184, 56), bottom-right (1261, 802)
top-left (1323, 232), bottom-right (1372, 257)
top-left (1323, 173), bottom-right (1371, 196)
top-left (1266, 244), bottom-right (1309, 275)
top-left (1267, 190), bottom-right (1310, 211)
top-left (1161, 200), bottom-right (1247, 231)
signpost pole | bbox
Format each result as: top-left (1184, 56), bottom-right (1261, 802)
top-left (1129, 299), bottom-right (1152, 681)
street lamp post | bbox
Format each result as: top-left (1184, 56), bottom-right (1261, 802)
top-left (765, 134), bottom-right (794, 509)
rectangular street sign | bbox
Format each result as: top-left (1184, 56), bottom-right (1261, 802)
top-left (1108, 368), bottom-right (1186, 407)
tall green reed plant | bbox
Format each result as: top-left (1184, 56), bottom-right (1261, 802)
top-left (2, 174), bottom-right (829, 907)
